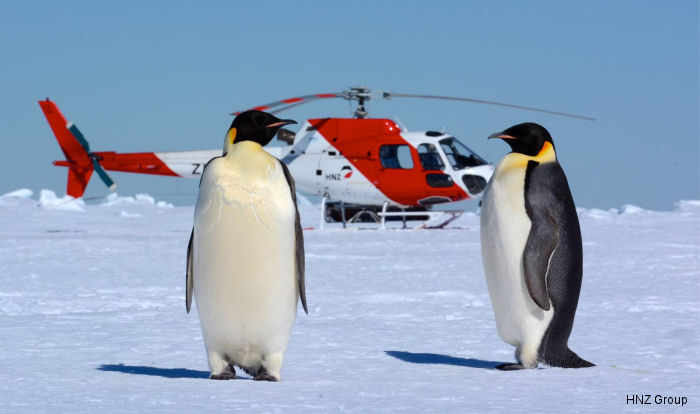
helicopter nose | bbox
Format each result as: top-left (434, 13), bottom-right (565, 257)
top-left (459, 165), bottom-right (494, 195)
top-left (461, 173), bottom-right (488, 195)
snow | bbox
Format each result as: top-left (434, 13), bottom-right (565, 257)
top-left (618, 204), bottom-right (648, 215)
top-left (0, 190), bottom-right (698, 413)
top-left (0, 188), bottom-right (33, 199)
top-left (99, 193), bottom-right (174, 209)
top-left (37, 189), bottom-right (85, 212)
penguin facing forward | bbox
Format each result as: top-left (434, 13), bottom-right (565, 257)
top-left (480, 122), bottom-right (593, 370)
top-left (186, 110), bottom-right (307, 381)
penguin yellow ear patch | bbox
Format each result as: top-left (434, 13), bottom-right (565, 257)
top-left (227, 128), bottom-right (237, 144)
top-left (498, 153), bottom-right (531, 173)
top-left (499, 142), bottom-right (556, 173)
top-left (535, 141), bottom-right (556, 162)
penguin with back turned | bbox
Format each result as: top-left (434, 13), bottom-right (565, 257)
top-left (186, 110), bottom-right (307, 381)
top-left (480, 122), bottom-right (593, 370)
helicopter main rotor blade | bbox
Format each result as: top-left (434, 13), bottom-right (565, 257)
top-left (383, 92), bottom-right (595, 121)
top-left (231, 93), bottom-right (341, 115)
top-left (269, 101), bottom-right (314, 115)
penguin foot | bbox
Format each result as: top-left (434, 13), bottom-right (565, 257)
top-left (210, 373), bottom-right (236, 380)
top-left (209, 364), bottom-right (237, 380)
top-left (253, 367), bottom-right (278, 382)
top-left (253, 373), bottom-right (278, 382)
top-left (495, 363), bottom-right (526, 371)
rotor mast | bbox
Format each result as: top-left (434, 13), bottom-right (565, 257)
top-left (342, 86), bottom-right (372, 119)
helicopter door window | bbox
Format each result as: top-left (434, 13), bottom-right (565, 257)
top-left (425, 173), bottom-right (454, 188)
top-left (379, 145), bottom-right (414, 169)
top-left (417, 144), bottom-right (445, 171)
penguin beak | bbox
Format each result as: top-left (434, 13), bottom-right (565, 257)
top-left (488, 132), bottom-right (517, 140)
top-left (266, 119), bottom-right (297, 128)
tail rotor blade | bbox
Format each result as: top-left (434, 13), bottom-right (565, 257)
top-left (66, 122), bottom-right (92, 152)
top-left (67, 121), bottom-right (116, 190)
top-left (91, 158), bottom-right (117, 191)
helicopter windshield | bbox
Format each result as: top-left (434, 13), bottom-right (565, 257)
top-left (439, 138), bottom-right (487, 170)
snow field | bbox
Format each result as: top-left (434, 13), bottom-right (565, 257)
top-left (0, 190), bottom-right (698, 413)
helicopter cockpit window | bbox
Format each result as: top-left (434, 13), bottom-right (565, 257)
top-left (380, 145), bottom-right (414, 169)
top-left (417, 143), bottom-right (445, 171)
top-left (439, 138), bottom-right (487, 170)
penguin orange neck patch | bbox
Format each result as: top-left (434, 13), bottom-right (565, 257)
top-left (227, 128), bottom-right (237, 144)
top-left (223, 128), bottom-right (237, 155)
top-left (535, 141), bottom-right (556, 163)
top-left (497, 141), bottom-right (556, 174)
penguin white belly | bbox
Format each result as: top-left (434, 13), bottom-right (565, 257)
top-left (480, 162), bottom-right (553, 358)
top-left (193, 154), bottom-right (297, 371)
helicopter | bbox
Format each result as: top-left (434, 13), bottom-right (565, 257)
top-left (39, 87), bottom-right (593, 226)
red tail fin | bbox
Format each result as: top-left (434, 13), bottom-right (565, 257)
top-left (38, 99), bottom-right (93, 198)
top-left (66, 168), bottom-right (94, 198)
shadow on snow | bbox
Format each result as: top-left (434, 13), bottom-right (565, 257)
top-left (98, 353), bottom-right (503, 379)
top-left (97, 364), bottom-right (209, 379)
top-left (385, 351), bottom-right (503, 369)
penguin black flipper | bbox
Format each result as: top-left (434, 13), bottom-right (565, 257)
top-left (522, 160), bottom-right (562, 311)
top-left (522, 215), bottom-right (558, 311)
top-left (279, 160), bottom-right (308, 314)
top-left (522, 161), bottom-right (558, 311)
top-left (186, 229), bottom-right (194, 313)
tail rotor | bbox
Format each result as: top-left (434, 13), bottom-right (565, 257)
top-left (66, 122), bottom-right (117, 191)
top-left (39, 99), bottom-right (117, 198)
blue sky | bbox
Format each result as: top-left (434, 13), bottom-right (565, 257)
top-left (1, 0), bottom-right (697, 210)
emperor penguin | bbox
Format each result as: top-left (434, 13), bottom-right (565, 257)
top-left (186, 110), bottom-right (307, 381)
top-left (480, 122), bottom-right (593, 370)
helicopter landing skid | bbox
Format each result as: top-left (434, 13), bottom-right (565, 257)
top-left (319, 196), bottom-right (463, 230)
top-left (413, 210), bottom-right (463, 229)
top-left (378, 210), bottom-right (463, 229)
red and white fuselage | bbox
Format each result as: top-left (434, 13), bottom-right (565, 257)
top-left (41, 100), bottom-right (493, 207)
top-left (272, 118), bottom-right (493, 207)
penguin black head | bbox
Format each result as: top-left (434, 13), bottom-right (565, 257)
top-left (228, 110), bottom-right (297, 147)
top-left (488, 122), bottom-right (554, 156)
